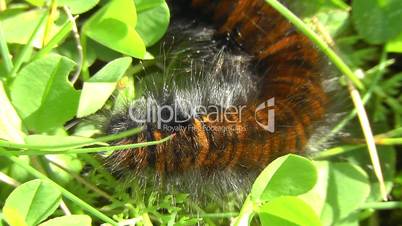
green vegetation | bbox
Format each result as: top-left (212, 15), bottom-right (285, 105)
top-left (0, 0), bottom-right (401, 225)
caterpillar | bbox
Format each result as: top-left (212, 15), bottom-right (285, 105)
top-left (102, 0), bottom-right (337, 197)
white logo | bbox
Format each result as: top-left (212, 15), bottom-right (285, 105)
top-left (128, 97), bottom-right (275, 133)
top-left (255, 98), bottom-right (275, 132)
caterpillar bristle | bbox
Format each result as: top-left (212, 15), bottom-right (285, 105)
top-left (101, 0), bottom-right (339, 198)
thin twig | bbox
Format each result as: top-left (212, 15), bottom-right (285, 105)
top-left (315, 50), bottom-right (389, 147)
top-left (361, 201), bottom-right (402, 210)
top-left (233, 196), bottom-right (254, 226)
top-left (0, 171), bottom-right (20, 187)
top-left (348, 80), bottom-right (387, 201)
top-left (63, 6), bottom-right (83, 84)
top-left (60, 201), bottom-right (72, 215)
top-left (345, 137), bottom-right (402, 146)
top-left (309, 15), bottom-right (388, 201)
top-left (192, 212), bottom-right (238, 219)
top-left (312, 145), bottom-right (365, 160)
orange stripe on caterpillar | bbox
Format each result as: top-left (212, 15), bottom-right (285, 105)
top-left (103, 0), bottom-right (332, 184)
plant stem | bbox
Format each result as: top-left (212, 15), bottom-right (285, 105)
top-left (312, 144), bottom-right (365, 160)
top-left (129, 60), bottom-right (156, 75)
top-left (141, 212), bottom-right (153, 226)
top-left (375, 138), bottom-right (402, 145)
top-left (0, 22), bottom-right (13, 75)
top-left (194, 212), bottom-right (238, 219)
top-left (233, 196), bottom-right (254, 226)
top-left (375, 127), bottom-right (402, 138)
top-left (316, 48), bottom-right (388, 147)
top-left (0, 134), bottom-right (174, 156)
top-left (0, 127), bottom-right (143, 150)
top-left (0, 171), bottom-right (20, 187)
top-left (361, 202), bottom-right (402, 210)
top-left (6, 154), bottom-right (118, 225)
top-left (63, 6), bottom-right (83, 84)
top-left (42, 0), bottom-right (58, 47)
top-left (347, 80), bottom-right (387, 201)
top-left (264, 0), bottom-right (364, 90)
top-left (80, 34), bottom-right (90, 81)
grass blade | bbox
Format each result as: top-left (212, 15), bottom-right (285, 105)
top-left (348, 81), bottom-right (387, 200)
top-left (0, 22), bottom-right (13, 74)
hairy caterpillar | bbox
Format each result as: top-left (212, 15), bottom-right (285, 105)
top-left (102, 0), bottom-right (337, 197)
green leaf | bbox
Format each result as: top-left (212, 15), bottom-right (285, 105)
top-left (10, 54), bottom-right (80, 133)
top-left (77, 57), bottom-right (132, 117)
top-left (23, 0), bottom-right (45, 6)
top-left (287, 0), bottom-right (345, 17)
top-left (1, 9), bottom-right (68, 48)
top-left (313, 8), bottom-right (349, 37)
top-left (335, 212), bottom-right (361, 226)
top-left (38, 215), bottom-right (91, 226)
top-left (83, 0), bottom-right (146, 59)
top-left (87, 39), bottom-right (122, 62)
top-left (386, 32), bottom-right (402, 53)
top-left (297, 161), bottom-right (329, 216)
top-left (330, 0), bottom-right (349, 10)
top-left (319, 162), bottom-right (370, 226)
top-left (1, 9), bottom-right (45, 46)
top-left (58, 0), bottom-right (99, 14)
top-left (135, 0), bottom-right (170, 47)
top-left (3, 179), bottom-right (62, 226)
top-left (344, 144), bottom-right (395, 202)
top-left (0, 154), bottom-right (31, 183)
top-left (352, 0), bottom-right (402, 44)
top-left (250, 154), bottom-right (317, 202)
top-left (258, 196), bottom-right (322, 226)
top-left (0, 82), bottom-right (25, 143)
top-left (72, 122), bottom-right (101, 137)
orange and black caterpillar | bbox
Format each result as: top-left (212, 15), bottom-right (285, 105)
top-left (103, 0), bottom-right (335, 194)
